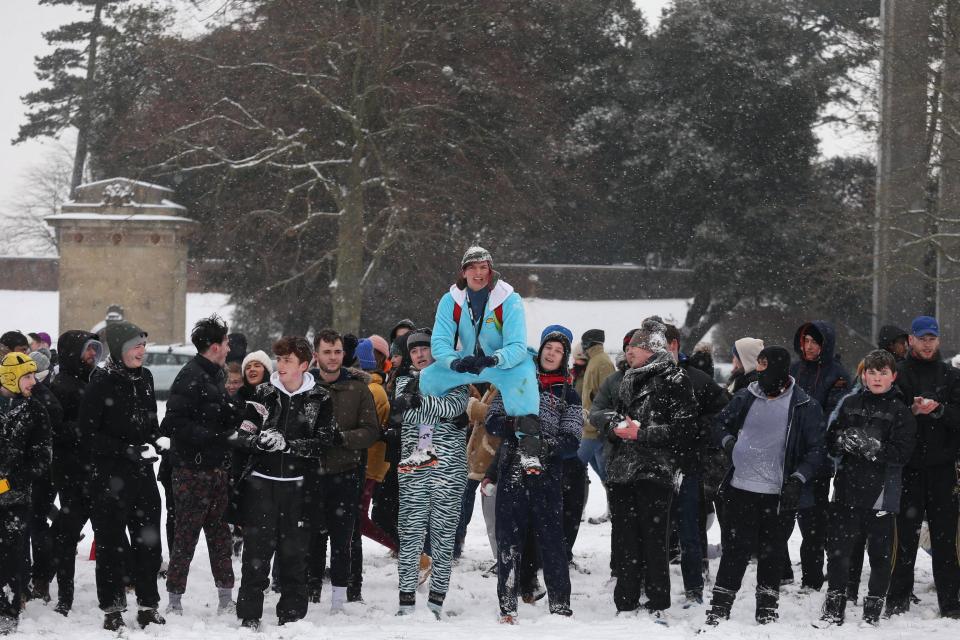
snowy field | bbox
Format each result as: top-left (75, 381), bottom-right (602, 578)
top-left (0, 290), bottom-right (692, 353)
top-left (15, 411), bottom-right (952, 640)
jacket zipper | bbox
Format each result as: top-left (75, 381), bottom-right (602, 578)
top-left (777, 396), bottom-right (808, 514)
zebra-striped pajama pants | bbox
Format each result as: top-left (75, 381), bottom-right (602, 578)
top-left (398, 457), bottom-right (467, 596)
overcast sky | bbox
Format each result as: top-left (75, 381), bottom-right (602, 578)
top-left (0, 0), bottom-right (871, 252)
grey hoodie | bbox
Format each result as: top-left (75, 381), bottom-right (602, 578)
top-left (730, 380), bottom-right (794, 495)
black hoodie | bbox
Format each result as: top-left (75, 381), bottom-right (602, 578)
top-left (49, 330), bottom-right (100, 475)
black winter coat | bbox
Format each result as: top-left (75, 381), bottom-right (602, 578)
top-left (0, 395), bottom-right (52, 506)
top-left (681, 363), bottom-right (729, 474)
top-left (48, 330), bottom-right (99, 478)
top-left (161, 354), bottom-right (240, 470)
top-left (791, 320), bottom-right (851, 420)
top-left (236, 376), bottom-right (336, 480)
top-left (597, 351), bottom-right (698, 489)
top-left (827, 387), bottom-right (915, 512)
top-left (78, 361), bottom-right (160, 475)
top-left (895, 352), bottom-right (960, 468)
top-left (712, 382), bottom-right (825, 510)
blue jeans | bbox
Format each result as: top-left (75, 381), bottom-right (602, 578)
top-left (677, 473), bottom-right (704, 592)
top-left (577, 438), bottom-right (606, 482)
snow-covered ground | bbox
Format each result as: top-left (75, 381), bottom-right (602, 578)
top-left (15, 408), bottom-right (951, 639)
top-left (0, 290), bottom-right (692, 353)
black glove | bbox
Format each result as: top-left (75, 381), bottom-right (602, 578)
top-left (722, 437), bottom-right (737, 457)
top-left (380, 427), bottom-right (401, 447)
top-left (841, 430), bottom-right (881, 461)
top-left (451, 356), bottom-right (479, 374)
top-left (858, 436), bottom-right (882, 461)
top-left (475, 355), bottom-right (498, 371)
top-left (780, 475), bottom-right (804, 511)
top-left (519, 433), bottom-right (550, 459)
top-left (391, 392), bottom-right (422, 414)
top-left (318, 422), bottom-right (345, 447)
top-left (255, 430), bottom-right (287, 452)
top-left (598, 410), bottom-right (623, 431)
top-left (138, 444), bottom-right (160, 465)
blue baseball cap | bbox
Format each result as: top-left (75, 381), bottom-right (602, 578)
top-left (911, 316), bottom-right (939, 337)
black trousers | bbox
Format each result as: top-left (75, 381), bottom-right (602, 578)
top-left (306, 468), bottom-right (361, 591)
top-left (826, 504), bottom-right (894, 598)
top-left (715, 487), bottom-right (793, 600)
top-left (609, 480), bottom-right (673, 611)
top-left (48, 464), bottom-right (92, 606)
top-left (371, 446), bottom-right (400, 544)
top-left (0, 506), bottom-right (29, 621)
top-left (560, 457), bottom-right (587, 562)
top-left (236, 476), bottom-right (308, 622)
top-left (89, 464), bottom-right (162, 612)
top-left (781, 474), bottom-right (829, 588)
top-left (27, 474), bottom-right (56, 588)
top-left (846, 531), bottom-right (866, 598)
top-left (889, 464), bottom-right (960, 613)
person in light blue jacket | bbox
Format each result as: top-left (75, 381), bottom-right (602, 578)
top-left (401, 247), bottom-right (538, 474)
top-left (419, 246), bottom-right (538, 419)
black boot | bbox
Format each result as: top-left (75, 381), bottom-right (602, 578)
top-left (819, 590), bottom-right (846, 626)
top-left (884, 596), bottom-right (909, 618)
top-left (705, 586), bottom-right (735, 626)
top-left (755, 587), bottom-right (779, 625)
top-left (103, 612), bottom-right (125, 631)
top-left (863, 596), bottom-right (883, 626)
top-left (136, 607), bottom-right (166, 629)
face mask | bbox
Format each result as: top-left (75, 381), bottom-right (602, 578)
top-left (758, 368), bottom-right (788, 395)
top-left (757, 346), bottom-right (791, 396)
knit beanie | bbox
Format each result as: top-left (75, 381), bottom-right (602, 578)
top-left (368, 334), bottom-right (390, 360)
top-left (581, 329), bottom-right (605, 350)
top-left (406, 329), bottom-right (432, 351)
top-left (102, 321), bottom-right (148, 362)
top-left (0, 352), bottom-right (37, 394)
top-left (28, 351), bottom-right (51, 382)
top-left (541, 324), bottom-right (574, 349)
top-left (733, 337), bottom-right (765, 374)
top-left (355, 338), bottom-right (377, 371)
top-left (241, 350), bottom-right (274, 375)
top-left (342, 334), bottom-right (360, 367)
top-left (628, 318), bottom-right (668, 352)
top-left (622, 328), bottom-right (640, 350)
top-left (461, 245), bottom-right (493, 270)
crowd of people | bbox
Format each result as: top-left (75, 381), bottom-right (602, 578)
top-left (0, 245), bottom-right (959, 634)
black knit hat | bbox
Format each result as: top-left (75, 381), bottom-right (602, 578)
top-left (342, 334), bottom-right (360, 367)
top-left (581, 329), bottom-right (605, 350)
top-left (102, 321), bottom-right (148, 361)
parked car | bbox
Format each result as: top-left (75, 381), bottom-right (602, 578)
top-left (145, 344), bottom-right (196, 399)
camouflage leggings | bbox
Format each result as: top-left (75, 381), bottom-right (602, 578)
top-left (165, 467), bottom-right (235, 594)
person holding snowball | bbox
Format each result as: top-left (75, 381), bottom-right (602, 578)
top-left (79, 320), bottom-right (166, 631)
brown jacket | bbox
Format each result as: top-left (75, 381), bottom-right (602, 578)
top-left (581, 344), bottom-right (615, 439)
top-left (466, 387), bottom-right (502, 480)
top-left (313, 368), bottom-right (380, 475)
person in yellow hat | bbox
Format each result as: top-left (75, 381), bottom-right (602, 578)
top-left (0, 352), bottom-right (52, 635)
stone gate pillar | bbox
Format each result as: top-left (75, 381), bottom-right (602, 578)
top-left (46, 178), bottom-right (196, 344)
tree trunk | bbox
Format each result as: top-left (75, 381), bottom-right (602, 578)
top-left (680, 291), bottom-right (733, 353)
top-left (330, 142), bottom-right (366, 335)
top-left (71, 0), bottom-right (104, 193)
